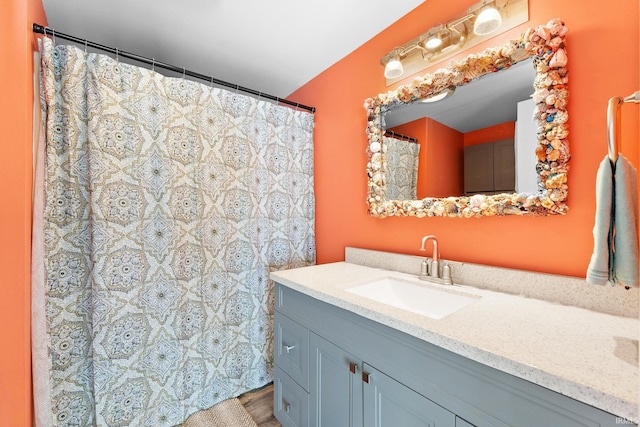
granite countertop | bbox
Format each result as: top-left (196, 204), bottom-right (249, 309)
top-left (270, 261), bottom-right (639, 421)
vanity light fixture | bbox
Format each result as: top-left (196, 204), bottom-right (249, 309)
top-left (380, 0), bottom-right (527, 83)
top-left (380, 20), bottom-right (469, 80)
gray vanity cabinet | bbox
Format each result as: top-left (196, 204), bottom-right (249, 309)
top-left (273, 282), bottom-right (624, 427)
top-left (278, 316), bottom-right (455, 427)
top-left (275, 284), bottom-right (455, 427)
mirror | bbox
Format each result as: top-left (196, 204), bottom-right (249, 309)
top-left (364, 19), bottom-right (569, 218)
top-left (384, 58), bottom-right (537, 199)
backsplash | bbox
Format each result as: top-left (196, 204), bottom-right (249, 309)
top-left (345, 247), bottom-right (638, 318)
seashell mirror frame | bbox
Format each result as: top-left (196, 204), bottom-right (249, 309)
top-left (364, 19), bottom-right (569, 218)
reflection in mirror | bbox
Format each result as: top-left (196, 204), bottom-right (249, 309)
top-left (383, 58), bottom-right (537, 199)
top-left (364, 19), bottom-right (569, 218)
top-left (384, 134), bottom-right (420, 200)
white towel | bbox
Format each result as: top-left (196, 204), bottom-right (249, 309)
top-left (612, 155), bottom-right (638, 287)
top-left (586, 157), bottom-right (614, 286)
top-left (586, 155), bottom-right (638, 287)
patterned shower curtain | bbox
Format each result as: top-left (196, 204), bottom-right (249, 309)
top-left (383, 136), bottom-right (420, 200)
top-left (32, 37), bottom-right (315, 426)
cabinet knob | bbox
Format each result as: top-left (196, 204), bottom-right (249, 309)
top-left (362, 371), bottom-right (371, 384)
top-left (283, 400), bottom-right (291, 413)
top-left (284, 344), bottom-right (295, 353)
top-left (349, 362), bottom-right (358, 374)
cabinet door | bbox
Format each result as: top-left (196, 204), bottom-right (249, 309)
top-left (464, 143), bottom-right (494, 195)
top-left (310, 333), bottom-right (363, 427)
top-left (362, 363), bottom-right (455, 427)
top-left (492, 139), bottom-right (515, 192)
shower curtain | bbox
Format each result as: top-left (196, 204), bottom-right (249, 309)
top-left (32, 37), bottom-right (315, 427)
top-left (383, 136), bottom-right (419, 200)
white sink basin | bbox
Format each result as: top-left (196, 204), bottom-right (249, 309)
top-left (347, 277), bottom-right (479, 319)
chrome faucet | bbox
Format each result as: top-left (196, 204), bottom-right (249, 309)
top-left (419, 235), bottom-right (453, 285)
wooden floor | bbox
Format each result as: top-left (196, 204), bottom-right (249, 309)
top-left (239, 383), bottom-right (281, 427)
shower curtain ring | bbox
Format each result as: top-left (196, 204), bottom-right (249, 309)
top-left (182, 67), bottom-right (186, 79)
top-left (115, 47), bottom-right (119, 62)
top-left (51, 28), bottom-right (55, 44)
top-left (84, 38), bottom-right (88, 53)
top-left (151, 58), bottom-right (155, 72)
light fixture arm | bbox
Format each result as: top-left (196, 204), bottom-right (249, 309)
top-left (447, 14), bottom-right (475, 29)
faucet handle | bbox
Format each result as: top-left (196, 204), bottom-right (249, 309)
top-left (442, 263), bottom-right (453, 285)
top-left (420, 258), bottom-right (429, 276)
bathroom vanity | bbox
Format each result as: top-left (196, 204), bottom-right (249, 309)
top-left (271, 248), bottom-right (638, 427)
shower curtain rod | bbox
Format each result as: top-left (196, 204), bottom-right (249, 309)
top-left (32, 23), bottom-right (316, 113)
top-left (384, 130), bottom-right (418, 143)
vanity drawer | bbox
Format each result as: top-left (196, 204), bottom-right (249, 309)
top-left (274, 365), bottom-right (309, 427)
top-left (274, 311), bottom-right (309, 390)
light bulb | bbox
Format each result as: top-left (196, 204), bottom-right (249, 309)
top-left (384, 57), bottom-right (404, 79)
top-left (425, 36), bottom-right (443, 51)
top-left (474, 6), bottom-right (502, 35)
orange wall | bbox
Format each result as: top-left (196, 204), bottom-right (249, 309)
top-left (290, 0), bottom-right (639, 277)
top-left (0, 0), bottom-right (46, 425)
top-left (390, 117), bottom-right (464, 197)
top-left (465, 121), bottom-right (515, 146)
top-left (424, 118), bottom-right (463, 197)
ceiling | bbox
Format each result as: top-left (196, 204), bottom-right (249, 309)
top-left (41, 0), bottom-right (425, 99)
